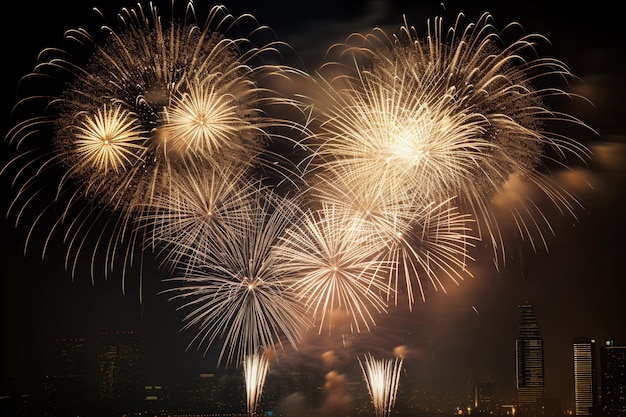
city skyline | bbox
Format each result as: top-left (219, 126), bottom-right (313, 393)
top-left (2, 325), bottom-right (625, 416)
top-left (2, 0), bottom-right (625, 414)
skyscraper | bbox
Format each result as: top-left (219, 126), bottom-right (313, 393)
top-left (97, 330), bottom-right (145, 416)
top-left (42, 337), bottom-right (89, 416)
top-left (573, 337), bottom-right (597, 416)
top-left (515, 304), bottom-right (544, 415)
top-left (601, 340), bottom-right (626, 417)
top-left (55, 337), bottom-right (87, 375)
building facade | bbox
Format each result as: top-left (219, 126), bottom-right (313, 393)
top-left (42, 337), bottom-right (89, 416)
top-left (601, 340), bottom-right (626, 417)
top-left (573, 337), bottom-right (597, 416)
top-left (97, 330), bottom-right (145, 416)
top-left (515, 304), bottom-right (545, 415)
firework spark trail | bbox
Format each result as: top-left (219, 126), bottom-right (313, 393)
top-left (273, 202), bottom-right (394, 335)
top-left (137, 162), bottom-right (261, 274)
top-left (309, 167), bottom-right (477, 308)
top-left (300, 12), bottom-right (594, 269)
top-left (243, 350), bottom-right (271, 417)
top-left (359, 353), bottom-right (404, 417)
top-left (380, 200), bottom-right (477, 307)
top-left (162, 190), bottom-right (312, 367)
top-left (2, 1), bottom-right (304, 291)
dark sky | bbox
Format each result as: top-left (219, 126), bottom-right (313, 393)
top-left (2, 0), bottom-right (625, 412)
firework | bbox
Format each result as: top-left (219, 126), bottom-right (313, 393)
top-left (379, 200), bottom-right (477, 307)
top-left (300, 12), bottom-right (593, 268)
top-left (309, 167), bottom-right (476, 308)
top-left (2, 0), bottom-right (597, 389)
top-left (243, 349), bottom-right (272, 416)
top-left (2, 1), bottom-right (302, 288)
top-left (273, 202), bottom-right (394, 335)
top-left (137, 162), bottom-right (261, 274)
top-left (162, 190), bottom-right (312, 367)
top-left (359, 353), bottom-right (404, 417)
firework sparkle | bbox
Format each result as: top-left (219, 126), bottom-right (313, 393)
top-left (161, 189), bottom-right (312, 367)
top-left (359, 352), bottom-right (404, 417)
top-left (1, 1), bottom-right (598, 388)
top-left (2, 0), bottom-right (303, 290)
top-left (273, 202), bottom-right (394, 335)
top-left (299, 12), bottom-right (594, 268)
top-left (243, 349), bottom-right (272, 416)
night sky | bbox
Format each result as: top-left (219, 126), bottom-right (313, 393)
top-left (2, 0), bottom-right (625, 412)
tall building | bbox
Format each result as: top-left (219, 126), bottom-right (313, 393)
top-left (601, 340), bottom-right (626, 417)
top-left (573, 337), bottom-right (597, 416)
top-left (42, 337), bottom-right (89, 416)
top-left (97, 331), bottom-right (145, 416)
top-left (55, 337), bottom-right (87, 375)
top-left (515, 304), bottom-right (544, 415)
